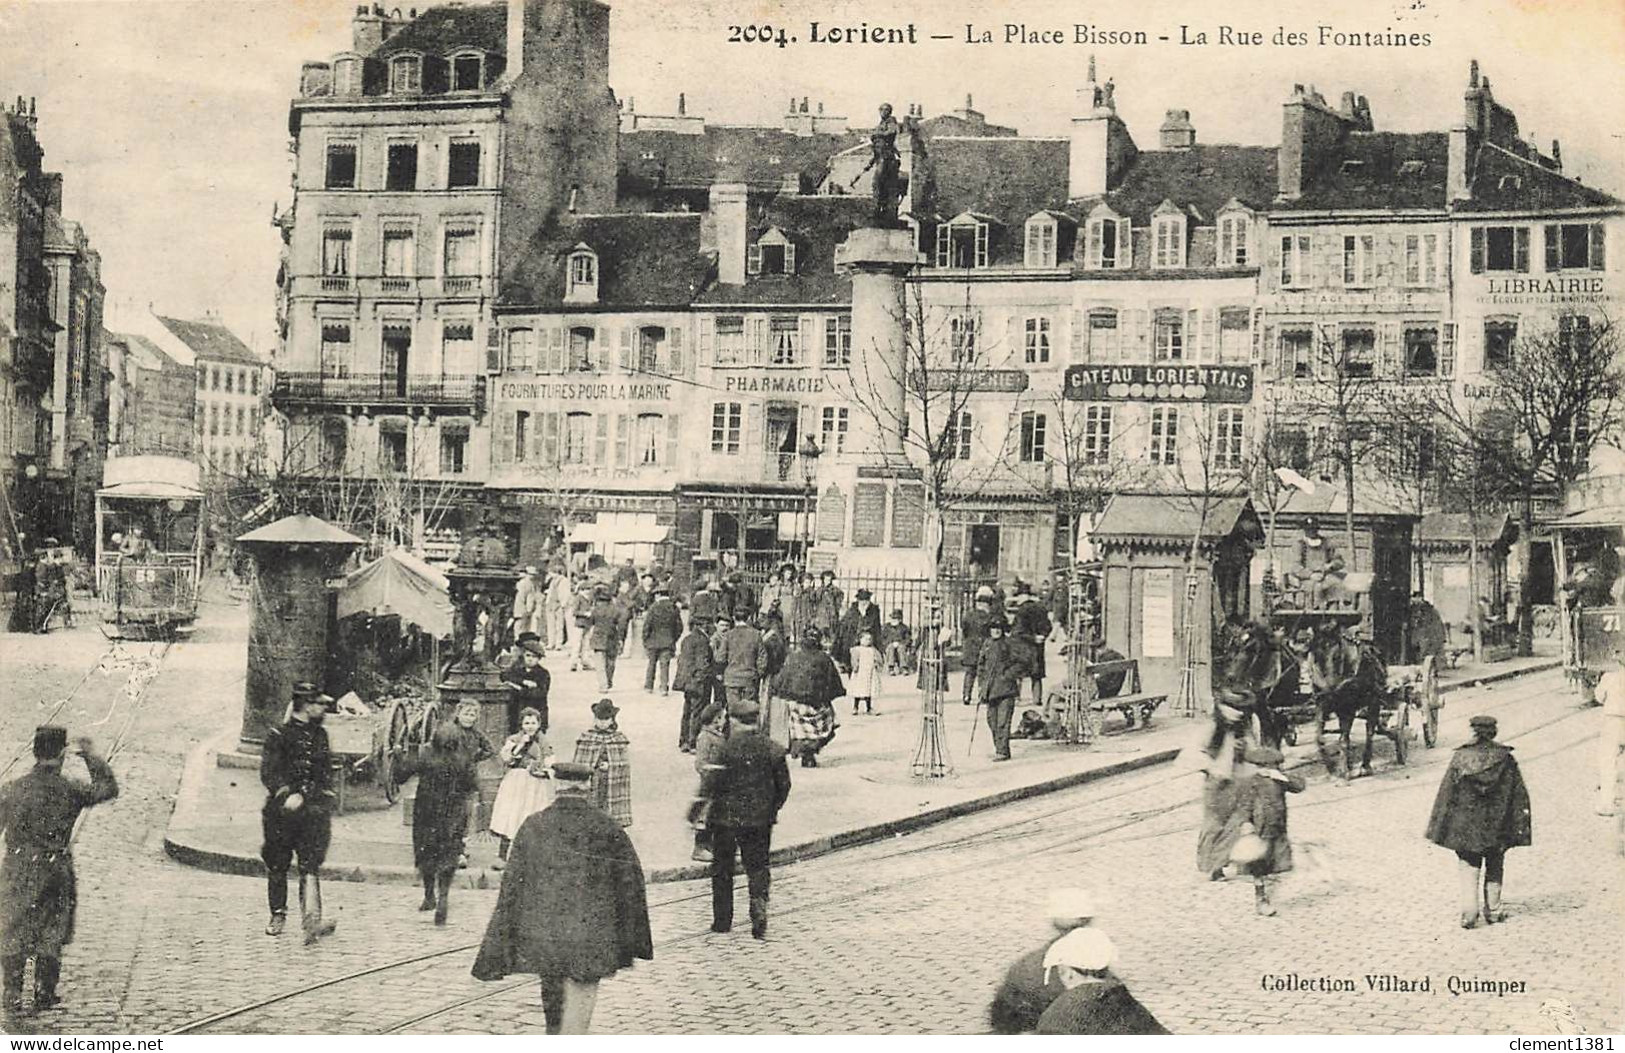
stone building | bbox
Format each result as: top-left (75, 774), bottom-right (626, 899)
top-left (151, 315), bottom-right (268, 480)
top-left (105, 331), bottom-right (196, 460)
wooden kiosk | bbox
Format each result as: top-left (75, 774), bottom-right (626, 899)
top-left (1090, 495), bottom-right (1262, 713)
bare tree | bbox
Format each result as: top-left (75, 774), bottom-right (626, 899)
top-left (1424, 312), bottom-right (1623, 654)
top-left (1290, 323), bottom-right (1392, 552)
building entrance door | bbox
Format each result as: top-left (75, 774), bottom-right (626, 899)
top-left (382, 326), bottom-right (411, 398)
top-left (969, 524), bottom-right (1000, 579)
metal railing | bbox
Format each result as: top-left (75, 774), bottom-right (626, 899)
top-left (273, 372), bottom-right (484, 408)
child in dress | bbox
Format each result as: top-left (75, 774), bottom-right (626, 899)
top-left (488, 707), bottom-right (553, 869)
top-left (849, 628), bottom-right (884, 716)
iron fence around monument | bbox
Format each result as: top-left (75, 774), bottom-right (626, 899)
top-left (734, 563), bottom-right (993, 651)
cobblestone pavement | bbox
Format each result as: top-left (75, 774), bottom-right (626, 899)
top-left (2, 598), bottom-right (1618, 1035)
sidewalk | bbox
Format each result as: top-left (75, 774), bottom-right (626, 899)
top-left (161, 638), bottom-right (1563, 887)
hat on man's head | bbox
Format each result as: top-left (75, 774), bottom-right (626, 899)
top-left (592, 698), bottom-right (619, 721)
top-left (516, 630), bottom-right (540, 644)
top-left (727, 699), bottom-right (761, 723)
top-left (1014, 581), bottom-right (1033, 597)
top-left (890, 609), bottom-right (903, 619)
top-left (291, 682), bottom-right (333, 706)
top-left (1469, 715), bottom-right (1498, 733)
top-left (551, 761), bottom-right (594, 783)
top-left (855, 588), bottom-right (872, 601)
top-left (801, 627), bottom-right (823, 646)
top-left (520, 639), bottom-right (546, 657)
top-left (653, 583), bottom-right (670, 596)
top-left (733, 604), bottom-right (754, 621)
top-left (976, 585), bottom-right (994, 600)
top-left (820, 569), bottom-right (835, 580)
top-left (715, 613), bottom-right (733, 628)
top-left (1042, 928), bottom-right (1116, 981)
top-left (33, 725), bottom-right (67, 760)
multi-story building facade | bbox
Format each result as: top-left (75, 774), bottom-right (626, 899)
top-left (151, 316), bottom-right (269, 479)
top-left (275, 0), bottom-right (617, 541)
top-left (105, 331), bottom-right (196, 460)
top-left (2, 99), bottom-right (109, 557)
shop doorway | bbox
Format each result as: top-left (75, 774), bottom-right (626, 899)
top-left (969, 524), bottom-right (1000, 579)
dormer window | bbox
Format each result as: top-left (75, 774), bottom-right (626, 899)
top-left (748, 228), bottom-right (797, 275)
top-left (1025, 215), bottom-right (1057, 268)
top-left (1151, 203), bottom-right (1186, 269)
top-left (1218, 211), bottom-right (1250, 267)
top-left (390, 54), bottom-right (422, 95)
top-left (566, 245), bottom-right (598, 303)
top-left (333, 57), bottom-right (360, 96)
top-left (1086, 207), bottom-right (1129, 270)
top-left (936, 213), bottom-right (990, 269)
top-left (450, 51), bottom-right (484, 92)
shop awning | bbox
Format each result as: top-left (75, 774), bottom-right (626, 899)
top-left (97, 481), bottom-right (203, 501)
top-left (1092, 494), bottom-right (1258, 547)
top-left (1550, 504), bottom-right (1625, 530)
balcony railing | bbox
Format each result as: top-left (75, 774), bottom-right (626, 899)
top-left (299, 274), bottom-right (490, 298)
top-left (273, 371), bottom-right (485, 411)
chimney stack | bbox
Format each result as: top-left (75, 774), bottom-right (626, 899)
top-left (1277, 84), bottom-right (1361, 200)
top-left (710, 184), bottom-right (749, 286)
top-left (678, 92), bottom-right (687, 116)
top-left (1158, 109), bottom-right (1195, 149)
top-left (1447, 126), bottom-right (1471, 201)
top-left (506, 0), bottom-right (525, 79)
top-left (352, 3), bottom-right (387, 51)
top-left (1551, 139), bottom-right (1562, 170)
top-left (1070, 57), bottom-right (1135, 198)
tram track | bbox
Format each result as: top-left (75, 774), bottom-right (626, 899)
top-left (168, 667), bottom-right (1580, 1035)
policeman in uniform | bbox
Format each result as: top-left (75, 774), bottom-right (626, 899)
top-left (0, 726), bottom-right (118, 1015)
top-left (260, 682), bottom-right (338, 943)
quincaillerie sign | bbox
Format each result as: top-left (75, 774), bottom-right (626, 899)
top-left (1064, 364), bottom-right (1253, 403)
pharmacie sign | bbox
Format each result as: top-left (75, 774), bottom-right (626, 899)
top-left (1064, 364), bottom-right (1253, 403)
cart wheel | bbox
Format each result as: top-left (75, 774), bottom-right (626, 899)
top-left (382, 699), bottom-right (412, 804)
top-left (1393, 701), bottom-right (1411, 766)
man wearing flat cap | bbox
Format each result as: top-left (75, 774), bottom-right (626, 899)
top-left (0, 727), bottom-right (118, 1014)
top-left (702, 699), bottom-right (792, 938)
top-left (1426, 714), bottom-right (1532, 929)
top-left (473, 760), bottom-right (652, 1035)
top-left (259, 682), bottom-right (338, 942)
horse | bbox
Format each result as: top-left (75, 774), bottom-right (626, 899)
top-left (1216, 621), bottom-right (1302, 750)
top-left (1305, 622), bottom-right (1388, 781)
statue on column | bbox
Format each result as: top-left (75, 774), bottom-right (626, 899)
top-left (851, 103), bottom-right (903, 228)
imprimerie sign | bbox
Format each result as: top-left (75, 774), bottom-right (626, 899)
top-left (1064, 364), bottom-right (1253, 404)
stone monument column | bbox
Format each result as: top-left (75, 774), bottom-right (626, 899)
top-left (836, 227), bottom-right (918, 465)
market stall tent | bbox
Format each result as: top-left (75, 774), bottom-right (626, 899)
top-left (338, 547), bottom-right (453, 637)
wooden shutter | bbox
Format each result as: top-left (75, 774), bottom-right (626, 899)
top-left (669, 327), bottom-right (685, 374)
top-left (935, 225), bottom-right (950, 267)
top-left (799, 316), bottom-right (814, 366)
top-left (1130, 309), bottom-right (1150, 361)
top-left (543, 327), bottom-right (562, 372)
top-left (618, 327), bottom-right (633, 371)
top-left (697, 316), bottom-right (713, 366)
top-left (1261, 324), bottom-right (1278, 378)
top-left (749, 317), bottom-right (767, 365)
top-left (744, 401), bottom-right (762, 454)
top-left (1201, 308), bottom-right (1218, 363)
top-left (1542, 225), bottom-right (1559, 271)
top-left (495, 409), bottom-right (515, 465)
top-left (746, 243), bottom-right (762, 275)
top-left (1086, 222), bottom-right (1102, 268)
top-left (1115, 221), bottom-right (1130, 270)
top-left (593, 414), bottom-right (609, 465)
top-left (1470, 228), bottom-right (1485, 274)
top-left (1185, 308), bottom-right (1200, 362)
top-left (1440, 323), bottom-right (1457, 379)
top-left (1514, 227), bottom-right (1530, 273)
top-left (486, 327), bottom-right (503, 372)
top-left (1380, 323), bottom-right (1402, 378)
top-left (1590, 223), bottom-right (1606, 270)
top-left (784, 242), bottom-right (796, 274)
top-left (665, 413), bottom-right (680, 469)
top-left (540, 411), bottom-right (559, 466)
top-left (1070, 310), bottom-right (1085, 361)
top-left (592, 327), bottom-right (609, 371)
top-left (614, 412), bottom-right (630, 467)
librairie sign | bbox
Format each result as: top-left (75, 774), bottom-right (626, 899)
top-left (1063, 364), bottom-right (1253, 403)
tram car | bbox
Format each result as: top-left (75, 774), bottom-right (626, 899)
top-left (1552, 499), bottom-right (1625, 698)
top-left (95, 454), bottom-right (205, 637)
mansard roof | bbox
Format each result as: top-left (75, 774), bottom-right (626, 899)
top-left (499, 213), bottom-right (710, 309)
top-left (1101, 144), bottom-right (1278, 224)
top-left (369, 2), bottom-right (507, 59)
top-left (923, 137), bottom-right (1073, 234)
top-left (1458, 141), bottom-right (1620, 212)
top-left (695, 194), bottom-right (870, 306)
top-left (618, 125), bottom-right (865, 196)
top-left (1279, 131), bottom-right (1448, 212)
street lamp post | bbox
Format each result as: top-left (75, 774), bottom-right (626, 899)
top-left (798, 436), bottom-right (821, 563)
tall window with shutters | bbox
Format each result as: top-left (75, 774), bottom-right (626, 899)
top-left (821, 406), bottom-right (849, 454)
top-left (1405, 233), bottom-right (1440, 286)
top-left (1219, 309), bottom-right (1251, 363)
top-left (1086, 215), bottom-right (1127, 270)
top-left (949, 311), bottom-right (979, 364)
top-left (320, 323), bottom-right (353, 378)
top-left (1279, 234), bottom-right (1311, 288)
top-left (1148, 406), bottom-right (1179, 465)
top-left (944, 410), bottom-right (972, 460)
top-left (1341, 328), bottom-right (1376, 378)
top-left (1153, 311), bottom-right (1184, 362)
top-left (1082, 405), bottom-right (1112, 464)
top-left (1086, 309), bottom-right (1119, 360)
top-left (512, 411), bottom-right (530, 462)
top-left (1212, 408), bottom-right (1247, 470)
top-left (824, 315), bottom-right (851, 367)
top-left (563, 412), bottom-right (592, 465)
top-left (635, 413), bottom-right (663, 465)
top-left (506, 328), bottom-right (534, 372)
top-left (1152, 212), bottom-right (1186, 269)
top-left (711, 402), bottom-right (742, 454)
top-left (1024, 317), bottom-right (1051, 364)
top-left (1470, 226), bottom-right (1530, 273)
top-left (568, 327), bottom-right (596, 372)
top-left (1342, 234), bottom-right (1375, 286)
top-left (1019, 412), bottom-right (1047, 463)
top-left (1544, 223), bottom-right (1606, 272)
top-left (937, 217), bottom-right (990, 269)
top-left (769, 316), bottom-right (801, 365)
top-left (714, 316), bottom-right (746, 366)
top-left (1404, 326), bottom-right (1440, 378)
